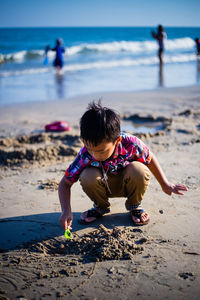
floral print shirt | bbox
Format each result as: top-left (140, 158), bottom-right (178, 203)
top-left (65, 132), bottom-right (151, 183)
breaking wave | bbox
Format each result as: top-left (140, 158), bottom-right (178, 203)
top-left (0, 37), bottom-right (195, 63)
top-left (0, 53), bottom-right (196, 77)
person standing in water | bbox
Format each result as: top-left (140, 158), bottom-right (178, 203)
top-left (152, 25), bottom-right (167, 87)
top-left (52, 38), bottom-right (65, 74)
top-left (195, 38), bottom-right (200, 56)
top-left (45, 38), bottom-right (65, 73)
top-left (195, 38), bottom-right (200, 83)
top-left (151, 25), bottom-right (167, 65)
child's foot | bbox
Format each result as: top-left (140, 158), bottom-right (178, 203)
top-left (79, 207), bottom-right (104, 225)
top-left (130, 208), bottom-right (149, 226)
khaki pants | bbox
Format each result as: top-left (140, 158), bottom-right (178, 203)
top-left (79, 161), bottom-right (151, 213)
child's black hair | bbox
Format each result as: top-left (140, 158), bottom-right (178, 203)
top-left (80, 101), bottom-right (121, 146)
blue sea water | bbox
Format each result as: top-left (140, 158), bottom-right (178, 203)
top-left (0, 27), bottom-right (200, 105)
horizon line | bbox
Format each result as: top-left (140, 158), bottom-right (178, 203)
top-left (1, 25), bottom-right (200, 29)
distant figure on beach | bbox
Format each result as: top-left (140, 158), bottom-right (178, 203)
top-left (44, 38), bottom-right (65, 74)
top-left (151, 25), bottom-right (167, 65)
top-left (195, 38), bottom-right (200, 56)
top-left (52, 38), bottom-right (65, 74)
top-left (195, 38), bottom-right (200, 82)
top-left (58, 101), bottom-right (188, 230)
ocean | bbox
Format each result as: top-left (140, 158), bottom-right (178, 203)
top-left (0, 27), bottom-right (199, 105)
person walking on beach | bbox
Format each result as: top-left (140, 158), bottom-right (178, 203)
top-left (58, 101), bottom-right (187, 230)
top-left (151, 25), bottom-right (167, 65)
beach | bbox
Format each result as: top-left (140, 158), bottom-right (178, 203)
top-left (0, 85), bottom-right (200, 300)
top-left (1, 27), bottom-right (200, 106)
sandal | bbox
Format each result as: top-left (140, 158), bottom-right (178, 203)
top-left (131, 208), bottom-right (149, 226)
top-left (79, 208), bottom-right (103, 225)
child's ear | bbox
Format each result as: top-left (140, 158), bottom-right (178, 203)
top-left (116, 136), bottom-right (122, 144)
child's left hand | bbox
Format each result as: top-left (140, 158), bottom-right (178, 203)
top-left (162, 183), bottom-right (188, 196)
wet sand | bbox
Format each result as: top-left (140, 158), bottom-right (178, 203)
top-left (0, 86), bottom-right (200, 300)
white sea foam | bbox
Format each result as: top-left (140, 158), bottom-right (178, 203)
top-left (67, 37), bottom-right (195, 55)
top-left (63, 54), bottom-right (196, 72)
top-left (165, 37), bottom-right (195, 50)
top-left (0, 53), bottom-right (196, 77)
top-left (0, 37), bottom-right (195, 63)
top-left (3, 50), bottom-right (27, 62)
top-left (0, 67), bottom-right (49, 77)
top-left (3, 50), bottom-right (44, 62)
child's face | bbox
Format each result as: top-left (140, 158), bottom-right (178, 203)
top-left (84, 139), bottom-right (119, 161)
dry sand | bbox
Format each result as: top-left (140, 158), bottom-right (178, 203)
top-left (0, 86), bottom-right (200, 300)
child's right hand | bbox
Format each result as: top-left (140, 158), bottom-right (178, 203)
top-left (59, 211), bottom-right (73, 230)
top-left (162, 182), bottom-right (188, 196)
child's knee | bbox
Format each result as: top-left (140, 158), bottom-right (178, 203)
top-left (125, 162), bottom-right (151, 185)
top-left (79, 167), bottom-right (102, 187)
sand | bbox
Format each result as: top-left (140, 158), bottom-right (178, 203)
top-left (0, 85), bottom-right (200, 300)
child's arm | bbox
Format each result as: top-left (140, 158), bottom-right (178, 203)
top-left (58, 176), bottom-right (73, 229)
top-left (148, 151), bottom-right (188, 195)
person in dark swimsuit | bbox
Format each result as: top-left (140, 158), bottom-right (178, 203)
top-left (151, 25), bottom-right (167, 64)
top-left (52, 38), bottom-right (65, 73)
top-left (195, 38), bottom-right (200, 56)
top-left (151, 25), bottom-right (167, 87)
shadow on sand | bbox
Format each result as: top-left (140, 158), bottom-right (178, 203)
top-left (0, 211), bottom-right (134, 251)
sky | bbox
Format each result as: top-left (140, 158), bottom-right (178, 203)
top-left (1, 0), bottom-right (200, 27)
